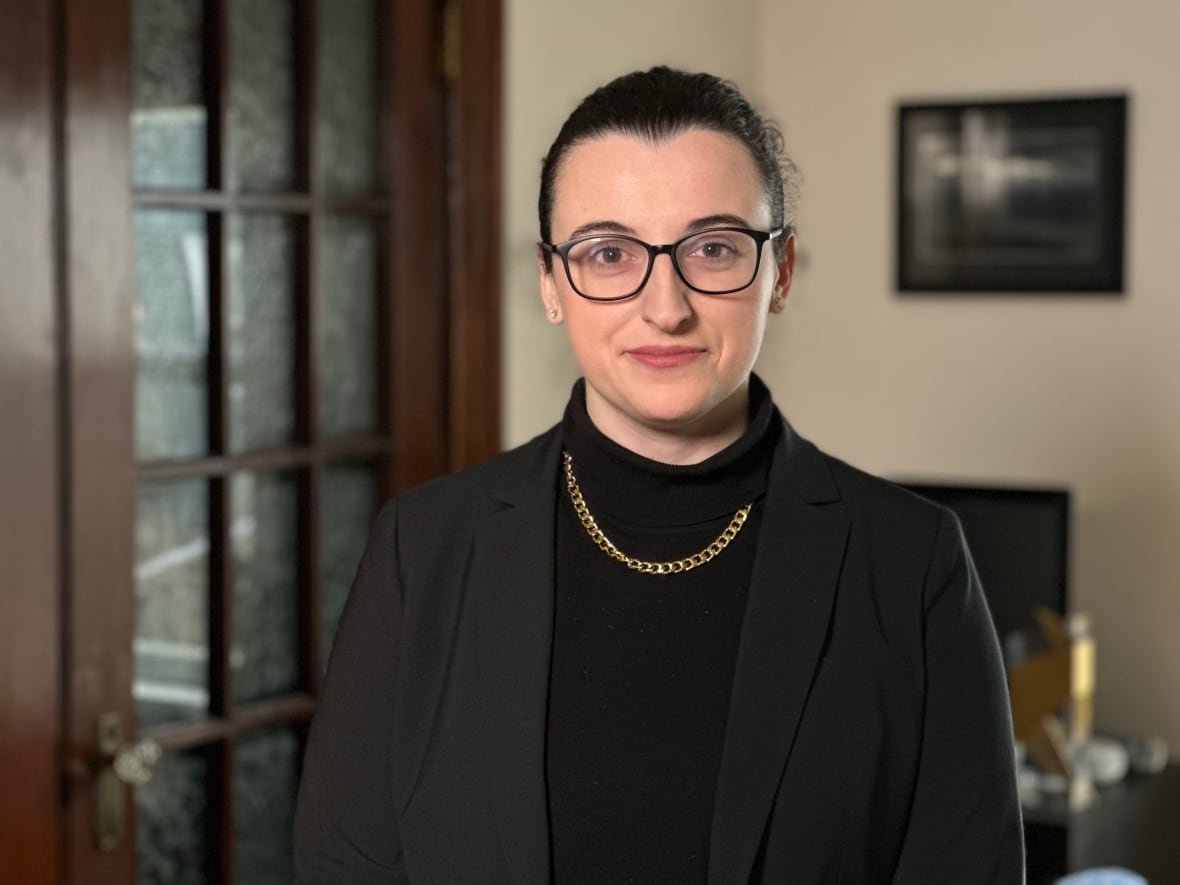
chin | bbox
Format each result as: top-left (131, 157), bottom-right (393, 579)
top-left (630, 392), bottom-right (721, 431)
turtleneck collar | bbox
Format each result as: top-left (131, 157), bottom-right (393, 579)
top-left (560, 374), bottom-right (779, 528)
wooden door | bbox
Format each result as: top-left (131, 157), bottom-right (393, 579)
top-left (0, 2), bottom-right (61, 882)
top-left (0, 0), bottom-right (500, 882)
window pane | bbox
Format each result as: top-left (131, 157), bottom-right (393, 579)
top-left (232, 471), bottom-right (300, 704)
top-left (234, 726), bottom-right (299, 885)
top-left (135, 210), bottom-right (209, 460)
top-left (229, 0), bottom-right (297, 191)
top-left (228, 214), bottom-right (297, 453)
top-left (316, 0), bottom-right (377, 193)
top-left (318, 216), bottom-right (379, 437)
top-left (132, 0), bottom-right (207, 190)
top-left (136, 748), bottom-right (210, 885)
top-left (135, 479), bottom-right (210, 730)
top-left (319, 464), bottom-right (380, 665)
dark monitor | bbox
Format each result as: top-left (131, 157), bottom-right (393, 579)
top-left (898, 482), bottom-right (1070, 654)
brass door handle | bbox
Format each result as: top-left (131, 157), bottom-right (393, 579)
top-left (94, 712), bottom-right (163, 852)
top-left (111, 736), bottom-right (162, 787)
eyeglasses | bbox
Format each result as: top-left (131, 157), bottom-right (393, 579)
top-left (540, 226), bottom-right (783, 302)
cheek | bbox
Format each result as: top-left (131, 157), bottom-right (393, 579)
top-left (712, 300), bottom-right (768, 346)
top-left (563, 305), bottom-right (621, 360)
top-left (737, 314), bottom-right (769, 358)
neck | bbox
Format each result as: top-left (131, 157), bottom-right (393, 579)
top-left (584, 384), bottom-right (750, 466)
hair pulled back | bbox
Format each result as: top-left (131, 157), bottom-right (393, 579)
top-left (538, 66), bottom-right (798, 269)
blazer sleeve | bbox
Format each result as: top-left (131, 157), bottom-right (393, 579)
top-left (293, 500), bottom-right (409, 884)
top-left (892, 507), bottom-right (1025, 884)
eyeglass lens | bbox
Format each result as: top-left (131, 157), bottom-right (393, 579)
top-left (563, 229), bottom-right (761, 299)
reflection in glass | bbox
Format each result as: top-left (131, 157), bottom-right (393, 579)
top-left (317, 0), bottom-right (377, 193)
top-left (132, 0), bottom-right (207, 189)
top-left (136, 748), bottom-right (209, 885)
top-left (320, 464), bottom-right (379, 664)
top-left (135, 480), bottom-right (209, 730)
top-left (318, 217), bottom-right (379, 437)
top-left (232, 472), bottom-right (299, 704)
top-left (229, 0), bottom-right (296, 191)
top-left (228, 214), bottom-right (297, 453)
top-left (234, 727), bottom-right (299, 885)
top-left (135, 210), bottom-right (209, 461)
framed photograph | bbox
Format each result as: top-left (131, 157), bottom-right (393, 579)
top-left (897, 95), bottom-right (1127, 293)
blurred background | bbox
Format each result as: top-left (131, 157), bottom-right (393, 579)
top-left (2, 0), bottom-right (1177, 882)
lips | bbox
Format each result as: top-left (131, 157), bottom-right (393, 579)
top-left (625, 346), bottom-right (705, 369)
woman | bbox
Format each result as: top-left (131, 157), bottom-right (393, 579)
top-left (294, 67), bottom-right (1023, 883)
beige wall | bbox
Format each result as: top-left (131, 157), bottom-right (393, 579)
top-left (503, 1), bottom-right (1180, 751)
top-left (753, 0), bottom-right (1180, 751)
top-left (503, 0), bottom-right (757, 445)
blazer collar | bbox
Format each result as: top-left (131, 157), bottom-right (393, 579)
top-left (474, 427), bottom-right (563, 884)
top-left (708, 418), bottom-right (849, 884)
top-left (472, 418), bottom-right (849, 885)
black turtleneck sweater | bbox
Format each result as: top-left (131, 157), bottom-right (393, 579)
top-left (546, 377), bottom-right (779, 884)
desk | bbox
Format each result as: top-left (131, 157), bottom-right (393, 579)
top-left (1023, 764), bottom-right (1180, 883)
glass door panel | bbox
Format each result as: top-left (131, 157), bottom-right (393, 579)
top-left (134, 210), bottom-right (210, 460)
top-left (231, 471), bottom-right (300, 704)
top-left (318, 464), bottom-right (379, 664)
top-left (135, 747), bottom-right (212, 885)
top-left (134, 479), bottom-right (211, 730)
top-left (316, 0), bottom-right (378, 194)
top-left (232, 726), bottom-right (300, 885)
top-left (228, 0), bottom-right (297, 192)
top-left (132, 0), bottom-right (208, 190)
top-left (317, 216), bottom-right (379, 437)
top-left (227, 214), bottom-right (298, 454)
top-left (127, 0), bottom-right (410, 879)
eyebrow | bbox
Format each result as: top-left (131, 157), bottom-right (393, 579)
top-left (565, 220), bottom-right (635, 240)
top-left (564, 213), bottom-right (755, 242)
top-left (684, 213), bottom-right (753, 232)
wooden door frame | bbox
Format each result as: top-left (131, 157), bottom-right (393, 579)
top-left (0, 1), bottom-right (62, 881)
top-left (0, 0), bottom-right (502, 881)
top-left (444, 0), bottom-right (502, 471)
top-left (59, 0), bottom-right (138, 877)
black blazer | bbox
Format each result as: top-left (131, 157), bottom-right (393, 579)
top-left (293, 417), bottom-right (1024, 883)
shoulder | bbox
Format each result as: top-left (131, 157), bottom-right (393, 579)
top-left (777, 423), bottom-right (989, 668)
top-left (831, 452), bottom-right (955, 537)
top-left (780, 418), bottom-right (956, 536)
top-left (778, 420), bottom-right (966, 586)
top-left (400, 423), bottom-right (559, 504)
top-left (373, 422), bottom-right (562, 542)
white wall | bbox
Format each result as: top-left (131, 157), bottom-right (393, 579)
top-left (503, 0), bottom-right (758, 445)
top-left (503, 0), bottom-right (1180, 752)
top-left (753, 0), bottom-right (1180, 751)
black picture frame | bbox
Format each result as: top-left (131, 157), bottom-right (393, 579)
top-left (896, 95), bottom-right (1127, 294)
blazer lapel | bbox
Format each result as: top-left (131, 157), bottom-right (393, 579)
top-left (474, 429), bottom-right (563, 885)
top-left (708, 420), bottom-right (850, 884)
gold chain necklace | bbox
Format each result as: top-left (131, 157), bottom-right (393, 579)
top-left (561, 451), bottom-right (752, 576)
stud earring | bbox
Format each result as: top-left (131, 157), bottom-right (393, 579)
top-left (548, 306), bottom-right (559, 321)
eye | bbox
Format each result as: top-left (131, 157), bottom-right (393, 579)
top-left (567, 237), bottom-right (645, 273)
top-left (699, 240), bottom-right (735, 259)
top-left (589, 243), bottom-right (626, 264)
top-left (681, 231), bottom-right (745, 264)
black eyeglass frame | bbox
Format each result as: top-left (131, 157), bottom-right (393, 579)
top-left (540, 226), bottom-right (784, 302)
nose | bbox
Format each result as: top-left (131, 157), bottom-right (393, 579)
top-left (639, 251), bottom-right (693, 332)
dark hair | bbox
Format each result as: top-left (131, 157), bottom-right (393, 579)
top-left (538, 66), bottom-right (799, 270)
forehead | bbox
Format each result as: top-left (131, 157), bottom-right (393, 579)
top-left (551, 129), bottom-right (768, 237)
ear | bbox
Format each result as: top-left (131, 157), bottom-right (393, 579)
top-left (539, 259), bottom-right (563, 323)
top-left (769, 233), bottom-right (796, 314)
